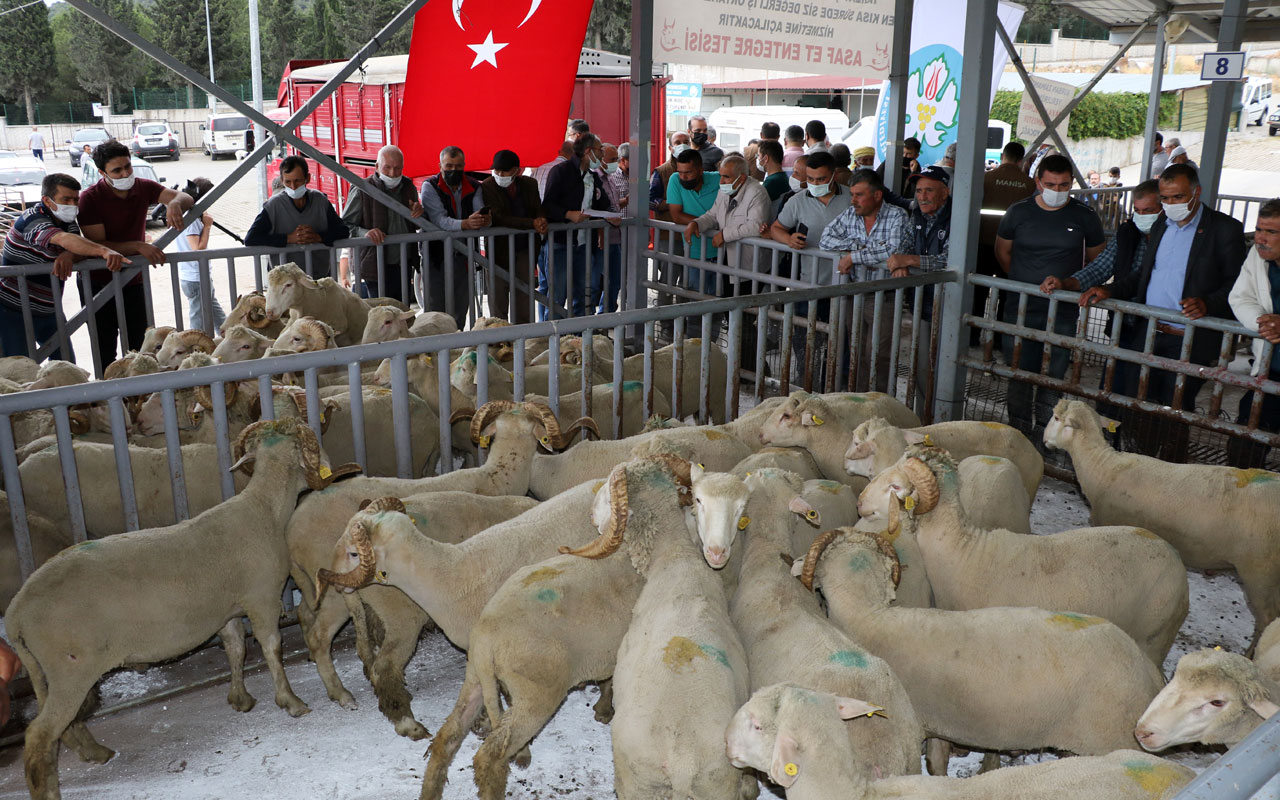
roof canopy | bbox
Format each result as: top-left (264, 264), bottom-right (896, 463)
top-left (1054, 0), bottom-right (1280, 44)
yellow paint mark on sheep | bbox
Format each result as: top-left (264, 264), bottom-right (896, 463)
top-left (1047, 612), bottom-right (1107, 630)
top-left (1122, 759), bottom-right (1185, 796)
top-left (981, 421), bottom-right (1007, 430)
top-left (1232, 468), bottom-right (1278, 488)
top-left (662, 636), bottom-right (709, 673)
top-left (702, 429), bottom-right (728, 440)
top-left (812, 480), bottom-right (843, 494)
top-left (1131, 528), bottom-right (1161, 540)
top-left (520, 566), bottom-right (564, 587)
top-left (977, 456), bottom-right (1004, 465)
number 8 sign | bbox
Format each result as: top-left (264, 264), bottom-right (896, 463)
top-left (1201, 51), bottom-right (1246, 81)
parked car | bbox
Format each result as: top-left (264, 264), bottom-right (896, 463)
top-left (0, 150), bottom-right (48, 207)
top-left (131, 122), bottom-right (180, 161)
top-left (133, 159), bottom-right (174, 227)
top-left (1243, 76), bottom-right (1271, 127)
top-left (201, 113), bottom-right (252, 159)
top-left (1269, 109), bottom-right (1280, 137)
top-left (65, 127), bottom-right (113, 167)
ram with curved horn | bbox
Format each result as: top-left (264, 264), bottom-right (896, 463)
top-left (155, 328), bottom-right (217, 369)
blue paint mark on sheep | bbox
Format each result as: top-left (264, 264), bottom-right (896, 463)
top-left (409, 512), bottom-right (430, 529)
top-left (621, 381), bottom-right (644, 393)
top-left (829, 649), bottom-right (868, 669)
top-left (535, 587), bottom-right (560, 604)
top-left (699, 644), bottom-right (730, 668)
top-left (847, 551), bottom-right (873, 573)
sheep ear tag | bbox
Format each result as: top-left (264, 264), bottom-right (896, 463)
top-left (922, 434), bottom-right (934, 447)
top-left (375, 570), bottom-right (388, 584)
top-left (784, 763), bottom-right (798, 777)
top-left (478, 435), bottom-right (492, 449)
top-left (538, 435), bottom-right (554, 452)
top-left (319, 465), bottom-right (332, 479)
top-left (904, 495), bottom-right (916, 512)
top-left (1104, 420), bottom-right (1120, 434)
top-left (801, 412), bottom-right (823, 426)
top-left (738, 515), bottom-right (751, 531)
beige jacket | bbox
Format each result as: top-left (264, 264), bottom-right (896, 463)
top-left (693, 177), bottom-right (769, 271)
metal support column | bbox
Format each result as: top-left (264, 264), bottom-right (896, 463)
top-left (996, 23), bottom-right (1087, 190)
top-left (626, 0), bottom-right (654, 315)
top-left (885, 0), bottom-right (913, 196)
top-left (934, 0), bottom-right (999, 422)
top-left (1140, 14), bottom-right (1169, 183)
top-left (1199, 0), bottom-right (1249, 207)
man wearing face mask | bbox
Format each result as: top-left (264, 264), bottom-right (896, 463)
top-left (994, 153), bottom-right (1105, 436)
top-left (246, 155), bottom-right (349, 281)
top-left (1080, 163), bottom-right (1245, 461)
top-left (772, 151), bottom-right (848, 286)
top-left (688, 115), bottom-right (723, 172)
top-left (650, 131), bottom-right (691, 223)
top-left (481, 149), bottom-right (546, 324)
top-left (79, 140), bottom-right (195, 369)
top-left (0, 174), bottom-right (125, 361)
top-left (341, 145), bottom-right (424, 302)
top-left (852, 147), bottom-right (876, 169)
top-left (758, 140), bottom-right (788, 207)
top-left (541, 133), bottom-right (611, 319)
top-left (1040, 180), bottom-right (1161, 296)
top-left (420, 146), bottom-right (491, 327)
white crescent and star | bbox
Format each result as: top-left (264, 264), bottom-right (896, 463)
top-left (453, 0), bottom-right (542, 68)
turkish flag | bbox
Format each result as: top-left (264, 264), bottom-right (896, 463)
top-left (400, 0), bottom-right (596, 177)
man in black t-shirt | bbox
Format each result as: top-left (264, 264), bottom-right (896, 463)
top-left (995, 154), bottom-right (1105, 435)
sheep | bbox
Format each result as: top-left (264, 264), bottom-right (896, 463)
top-left (272, 315), bottom-right (337, 353)
top-left (417, 456), bottom-right (695, 800)
top-left (843, 421), bottom-right (1032, 533)
top-left (315, 386), bottom-right (440, 477)
top-left (730, 446), bottom-right (824, 481)
top-left (799, 528), bottom-right (1165, 768)
top-left (6, 418), bottom-right (351, 800)
top-left (0, 493), bottom-right (71, 610)
top-left (102, 352), bottom-right (161, 381)
top-left (219, 290), bottom-right (287, 339)
top-left (528, 333), bottom-right (615, 368)
top-left (0, 355), bottom-right (39, 383)
top-left (726, 682), bottom-right (1194, 800)
top-left (758, 391), bottom-right (921, 483)
top-left (361, 306), bottom-right (459, 344)
top-left (368, 354), bottom-right (476, 460)
top-left (364, 295), bottom-right (410, 312)
top-left (25, 360), bottom-right (88, 390)
top-left (264, 262), bottom-right (369, 346)
top-left (9, 402), bottom-right (117, 452)
top-left (857, 446), bottom-right (1190, 667)
top-left (1044, 397), bottom-right (1280, 652)
top-left (289, 402), bottom-right (591, 734)
top-left (137, 325), bottom-right (174, 357)
top-left (473, 375), bottom-right (670, 441)
top-left (450, 349), bottom-right (588, 400)
top-left (212, 324), bottom-right (274, 362)
top-left (154, 328), bottom-right (217, 369)
top-left (1135, 643), bottom-right (1280, 752)
top-left (845, 417), bottom-right (1043, 502)
top-left (607, 464), bottom-right (755, 800)
top-left (623, 338), bottom-right (731, 423)
top-left (731, 467), bottom-right (925, 780)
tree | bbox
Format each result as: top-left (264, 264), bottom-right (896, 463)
top-left (309, 0), bottom-right (343, 60)
top-left (0, 0), bottom-right (57, 123)
top-left (334, 0), bottom-right (412, 57)
top-left (258, 0), bottom-right (301, 89)
top-left (66, 0), bottom-right (146, 110)
top-left (150, 0), bottom-right (209, 107)
top-left (586, 0), bottom-right (629, 54)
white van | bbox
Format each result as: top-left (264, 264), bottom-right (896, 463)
top-left (1242, 76), bottom-right (1272, 126)
top-left (201, 113), bottom-right (251, 159)
top-left (707, 106), bottom-right (850, 153)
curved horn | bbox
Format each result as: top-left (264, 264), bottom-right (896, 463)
top-left (868, 531), bottom-right (902, 588)
top-left (559, 467), bottom-right (629, 559)
top-left (245, 295), bottom-right (272, 329)
top-left (292, 421), bottom-right (330, 491)
top-left (799, 528), bottom-right (845, 591)
top-left (231, 419), bottom-right (269, 476)
top-left (183, 329), bottom-right (217, 355)
top-left (320, 400), bottom-right (337, 435)
top-left (560, 416), bottom-right (600, 445)
top-left (902, 458), bottom-right (939, 515)
top-left (67, 409), bottom-right (90, 435)
top-left (193, 381), bottom-right (239, 412)
top-left (314, 519), bottom-right (376, 605)
top-left (469, 400), bottom-right (518, 444)
top-left (449, 406), bottom-right (478, 425)
top-left (521, 401), bottom-right (563, 446)
top-left (363, 496), bottom-right (406, 514)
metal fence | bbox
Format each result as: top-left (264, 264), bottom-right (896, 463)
top-left (1069, 185), bottom-right (1270, 235)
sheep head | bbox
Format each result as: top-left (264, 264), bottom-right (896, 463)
top-left (794, 527), bottom-right (900, 594)
top-left (213, 325), bottom-right (273, 363)
top-left (273, 316), bottom-right (336, 353)
top-left (559, 456), bottom-right (695, 561)
top-left (156, 329), bottom-right (217, 369)
top-left (264, 263), bottom-right (311, 321)
top-left (270, 386), bottom-right (336, 434)
top-left (26, 360), bottom-right (89, 390)
top-left (685, 465), bottom-right (750, 569)
top-left (845, 417), bottom-right (909, 478)
top-left (741, 469), bottom-right (822, 538)
top-left (1044, 398), bottom-right (1119, 452)
top-left (230, 416), bottom-right (354, 491)
top-left (361, 306), bottom-right (417, 345)
top-left (222, 291), bottom-right (275, 336)
top-left (758, 392), bottom-right (831, 447)
top-left (1135, 649), bottom-right (1280, 751)
top-left (857, 446), bottom-right (949, 532)
top-left (725, 683), bottom-right (883, 789)
top-left (138, 326), bottom-right (175, 356)
top-left (314, 496), bottom-right (408, 605)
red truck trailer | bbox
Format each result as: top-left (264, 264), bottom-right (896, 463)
top-left (275, 50), bottom-right (669, 212)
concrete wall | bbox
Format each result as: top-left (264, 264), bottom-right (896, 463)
top-left (0, 102), bottom-right (278, 155)
top-left (1064, 129), bottom-right (1204, 174)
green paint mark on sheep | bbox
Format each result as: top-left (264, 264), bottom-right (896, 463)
top-left (829, 649), bottom-right (868, 669)
top-left (535, 587), bottom-right (560, 604)
top-left (621, 381), bottom-right (644, 393)
top-left (1122, 759), bottom-right (1185, 796)
top-left (663, 636), bottom-right (709, 672)
top-left (1047, 612), bottom-right (1106, 630)
top-left (73, 539), bottom-right (100, 551)
top-left (1232, 468), bottom-right (1278, 488)
top-left (698, 644), bottom-right (730, 668)
top-left (847, 551), bottom-right (873, 573)
top-left (813, 480), bottom-right (842, 494)
top-left (409, 512), bottom-right (430, 529)
top-left (521, 566), bottom-right (564, 587)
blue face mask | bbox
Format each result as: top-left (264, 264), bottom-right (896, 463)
top-left (604, 162), bottom-right (620, 174)
top-left (588, 157), bottom-right (602, 171)
top-left (718, 181), bottom-right (738, 196)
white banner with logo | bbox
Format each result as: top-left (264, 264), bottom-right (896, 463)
top-left (1017, 75), bottom-right (1076, 143)
top-left (873, 0), bottom-right (1025, 169)
top-left (653, 0), bottom-right (896, 79)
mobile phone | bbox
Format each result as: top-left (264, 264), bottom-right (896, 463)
top-left (796, 223), bottom-right (809, 239)
top-left (479, 206), bottom-right (491, 215)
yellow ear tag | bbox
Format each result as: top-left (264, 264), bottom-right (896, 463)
top-left (319, 465), bottom-right (332, 479)
top-left (592, 480), bottom-right (605, 493)
top-left (738, 516), bottom-right (751, 530)
top-left (745, 471), bottom-right (753, 478)
top-left (922, 434), bottom-right (934, 446)
top-left (904, 495), bottom-right (916, 511)
top-left (1214, 645), bottom-right (1223, 651)
top-left (478, 435), bottom-right (492, 448)
top-left (375, 570), bottom-right (388, 583)
top-left (697, 463), bottom-right (705, 470)
top-left (812, 415), bottom-right (824, 426)
top-left (784, 763), bottom-right (798, 777)
top-left (1105, 421), bottom-right (1119, 434)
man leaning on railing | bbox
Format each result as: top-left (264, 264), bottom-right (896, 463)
top-left (1226, 199), bottom-right (1280, 469)
top-left (0, 174), bottom-right (126, 362)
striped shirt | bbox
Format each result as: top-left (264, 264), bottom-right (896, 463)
top-left (0, 205), bottom-right (76, 315)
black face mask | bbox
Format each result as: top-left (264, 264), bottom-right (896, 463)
top-left (678, 176), bottom-right (700, 190)
top-left (691, 132), bottom-right (708, 147)
top-left (442, 169), bottom-right (463, 188)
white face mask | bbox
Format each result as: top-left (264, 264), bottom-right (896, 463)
top-left (808, 181), bottom-right (831, 198)
top-left (788, 175), bottom-right (803, 193)
top-left (104, 173), bottom-right (135, 192)
top-left (378, 171), bottom-right (402, 188)
top-left (1163, 193), bottom-right (1198, 224)
top-left (718, 180), bottom-right (740, 197)
top-left (1132, 211), bottom-right (1160, 234)
top-left (757, 157), bottom-right (767, 172)
top-left (1040, 188), bottom-right (1069, 208)
top-left (48, 202), bottom-right (78, 224)
top-left (493, 172), bottom-right (514, 188)
top-left (672, 144), bottom-right (691, 158)
top-left (284, 184), bottom-right (308, 200)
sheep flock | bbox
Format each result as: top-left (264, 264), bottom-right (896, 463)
top-left (0, 263), bottom-right (1276, 799)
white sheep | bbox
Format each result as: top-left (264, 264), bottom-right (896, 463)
top-left (137, 325), bottom-right (174, 357)
top-left (361, 306), bottom-right (458, 344)
top-left (1135, 642), bottom-right (1280, 751)
top-left (799, 528), bottom-right (1165, 766)
top-left (272, 315), bottom-right (337, 353)
top-left (264, 262), bottom-right (369, 346)
top-left (726, 683), bottom-right (1194, 799)
top-left (731, 467), bottom-right (925, 780)
top-left (758, 391), bottom-right (921, 482)
top-left (845, 417), bottom-right (1043, 502)
top-left (6, 418), bottom-right (348, 800)
top-left (730, 447), bottom-right (825, 481)
top-left (368, 354), bottom-right (477, 461)
top-left (449, 348), bottom-right (589, 400)
top-left (857, 446), bottom-right (1190, 667)
top-left (1045, 398), bottom-right (1280, 651)
top-left (153, 328), bottom-right (217, 369)
top-left (25, 360), bottom-right (88, 391)
top-left (314, 386), bottom-right (440, 478)
top-left (212, 324), bottom-right (275, 362)
top-left (219, 291), bottom-right (287, 339)
top-left (618, 338), bottom-right (731, 424)
top-left (0, 355), bottom-right (39, 383)
top-left (102, 352), bottom-right (162, 382)
top-left (0, 493), bottom-right (71, 610)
